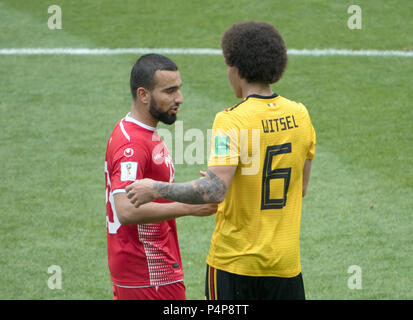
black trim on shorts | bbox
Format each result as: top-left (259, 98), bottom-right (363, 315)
top-left (205, 264), bottom-right (305, 300)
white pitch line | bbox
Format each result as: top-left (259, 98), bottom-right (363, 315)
top-left (0, 47), bottom-right (412, 57)
top-left (0, 48), bottom-right (223, 55)
top-left (288, 48), bottom-right (413, 57)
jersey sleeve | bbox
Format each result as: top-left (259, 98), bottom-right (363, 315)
top-left (110, 142), bottom-right (149, 194)
top-left (208, 111), bottom-right (240, 167)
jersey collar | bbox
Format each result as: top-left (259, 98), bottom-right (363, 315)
top-left (124, 113), bottom-right (156, 132)
top-left (245, 93), bottom-right (278, 100)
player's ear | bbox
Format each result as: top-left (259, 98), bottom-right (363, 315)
top-left (136, 87), bottom-right (150, 104)
top-left (227, 66), bottom-right (243, 99)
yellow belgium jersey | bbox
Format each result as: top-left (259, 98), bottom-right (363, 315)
top-left (206, 93), bottom-right (316, 278)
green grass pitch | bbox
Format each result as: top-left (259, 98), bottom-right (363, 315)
top-left (0, 0), bottom-right (412, 299)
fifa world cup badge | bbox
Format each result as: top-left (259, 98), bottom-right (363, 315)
top-left (121, 162), bottom-right (138, 181)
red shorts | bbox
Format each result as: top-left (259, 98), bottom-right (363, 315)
top-left (112, 281), bottom-right (186, 300)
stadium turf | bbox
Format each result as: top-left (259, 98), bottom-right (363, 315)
top-left (0, 0), bottom-right (412, 299)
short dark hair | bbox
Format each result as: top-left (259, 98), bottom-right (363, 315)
top-left (130, 54), bottom-right (178, 100)
top-left (221, 21), bottom-right (288, 84)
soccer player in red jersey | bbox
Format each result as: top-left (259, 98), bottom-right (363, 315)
top-left (105, 54), bottom-right (217, 300)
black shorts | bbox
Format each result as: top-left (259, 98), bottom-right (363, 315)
top-left (205, 265), bottom-right (305, 300)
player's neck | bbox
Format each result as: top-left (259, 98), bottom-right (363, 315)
top-left (241, 82), bottom-right (273, 99)
top-left (129, 103), bottom-right (158, 128)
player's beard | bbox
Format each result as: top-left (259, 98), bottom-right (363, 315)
top-left (149, 95), bottom-right (177, 125)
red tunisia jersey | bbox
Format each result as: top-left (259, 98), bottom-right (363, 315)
top-left (105, 113), bottom-right (183, 288)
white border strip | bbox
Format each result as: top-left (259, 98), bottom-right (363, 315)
top-left (0, 47), bottom-right (412, 57)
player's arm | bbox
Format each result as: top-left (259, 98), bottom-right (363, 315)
top-left (125, 165), bottom-right (237, 207)
top-left (114, 192), bottom-right (217, 225)
top-left (302, 159), bottom-right (312, 197)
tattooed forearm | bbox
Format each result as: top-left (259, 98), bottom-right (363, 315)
top-left (153, 170), bottom-right (228, 204)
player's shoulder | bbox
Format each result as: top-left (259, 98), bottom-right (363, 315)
top-left (109, 119), bottom-right (132, 145)
top-left (107, 117), bottom-right (152, 156)
top-left (277, 95), bottom-right (311, 117)
top-left (221, 94), bottom-right (268, 113)
top-left (223, 99), bottom-right (248, 113)
top-left (214, 95), bottom-right (276, 128)
top-left (216, 96), bottom-right (253, 120)
top-left (213, 105), bottom-right (243, 128)
top-left (116, 115), bottom-right (156, 140)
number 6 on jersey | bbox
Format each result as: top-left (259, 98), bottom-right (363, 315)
top-left (261, 142), bottom-right (292, 210)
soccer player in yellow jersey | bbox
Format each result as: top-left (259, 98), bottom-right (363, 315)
top-left (126, 21), bottom-right (316, 300)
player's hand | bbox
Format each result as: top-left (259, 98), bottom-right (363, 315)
top-left (126, 178), bottom-right (157, 208)
top-left (187, 203), bottom-right (218, 217)
top-left (200, 170), bottom-right (207, 177)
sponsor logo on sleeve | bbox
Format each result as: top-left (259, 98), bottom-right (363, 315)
top-left (124, 147), bottom-right (134, 157)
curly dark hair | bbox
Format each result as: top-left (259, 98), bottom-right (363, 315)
top-left (221, 21), bottom-right (288, 84)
